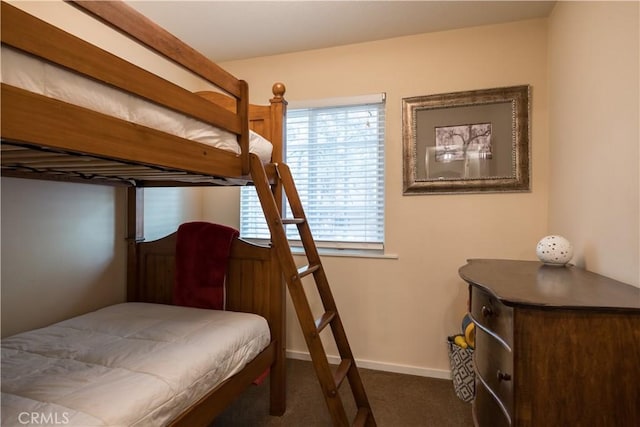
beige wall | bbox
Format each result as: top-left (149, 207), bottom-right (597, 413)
top-left (1, 178), bottom-right (127, 337)
top-left (219, 18), bottom-right (550, 375)
top-left (548, 1), bottom-right (639, 287)
top-left (0, 183), bottom-right (203, 338)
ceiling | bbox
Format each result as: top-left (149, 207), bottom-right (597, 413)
top-left (126, 1), bottom-right (556, 63)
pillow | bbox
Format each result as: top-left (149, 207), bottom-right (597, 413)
top-left (248, 130), bottom-right (273, 161)
top-left (173, 221), bottom-right (239, 310)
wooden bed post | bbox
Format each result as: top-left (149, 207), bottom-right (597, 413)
top-left (264, 82), bottom-right (287, 415)
top-left (269, 82), bottom-right (287, 215)
top-left (126, 186), bottom-right (144, 302)
top-left (269, 83), bottom-right (286, 166)
top-left (238, 80), bottom-right (250, 175)
top-left (267, 246), bottom-right (286, 416)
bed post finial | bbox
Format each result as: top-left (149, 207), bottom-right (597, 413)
top-left (272, 82), bottom-right (286, 99)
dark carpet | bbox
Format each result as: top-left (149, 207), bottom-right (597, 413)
top-left (212, 358), bottom-right (474, 426)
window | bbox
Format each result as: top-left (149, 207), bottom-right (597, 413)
top-left (144, 188), bottom-right (182, 241)
top-left (240, 94), bottom-right (385, 251)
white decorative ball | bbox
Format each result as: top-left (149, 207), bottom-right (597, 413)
top-left (536, 235), bottom-right (573, 266)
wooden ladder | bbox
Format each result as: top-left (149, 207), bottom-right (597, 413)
top-left (250, 155), bottom-right (376, 427)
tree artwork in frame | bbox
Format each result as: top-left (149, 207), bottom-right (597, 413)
top-left (402, 85), bottom-right (530, 194)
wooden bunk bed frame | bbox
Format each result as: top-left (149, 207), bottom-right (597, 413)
top-left (1, 0), bottom-right (286, 425)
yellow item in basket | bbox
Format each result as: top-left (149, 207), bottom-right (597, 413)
top-left (462, 313), bottom-right (476, 349)
top-left (454, 335), bottom-right (468, 349)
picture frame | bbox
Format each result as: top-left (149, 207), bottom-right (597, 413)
top-left (402, 85), bottom-right (530, 195)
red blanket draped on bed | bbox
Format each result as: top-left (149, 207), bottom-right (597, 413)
top-left (173, 221), bottom-right (239, 310)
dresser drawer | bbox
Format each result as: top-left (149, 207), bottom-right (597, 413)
top-left (470, 287), bottom-right (513, 348)
top-left (474, 380), bottom-right (510, 427)
top-left (474, 327), bottom-right (513, 418)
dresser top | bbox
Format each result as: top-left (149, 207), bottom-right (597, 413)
top-left (459, 259), bottom-right (640, 311)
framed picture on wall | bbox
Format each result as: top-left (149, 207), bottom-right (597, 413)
top-left (402, 85), bottom-right (530, 195)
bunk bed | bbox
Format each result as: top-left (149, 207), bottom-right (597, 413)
top-left (0, 1), bottom-right (286, 425)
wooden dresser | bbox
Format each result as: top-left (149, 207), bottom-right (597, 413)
top-left (458, 259), bottom-right (640, 427)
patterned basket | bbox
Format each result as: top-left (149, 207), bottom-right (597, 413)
top-left (447, 339), bottom-right (476, 402)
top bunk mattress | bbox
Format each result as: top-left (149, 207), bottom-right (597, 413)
top-left (0, 47), bottom-right (273, 162)
top-left (0, 302), bottom-right (270, 426)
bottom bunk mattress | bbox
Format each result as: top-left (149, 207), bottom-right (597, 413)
top-left (1, 302), bottom-right (271, 426)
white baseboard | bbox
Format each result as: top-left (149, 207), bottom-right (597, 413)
top-left (286, 350), bottom-right (452, 380)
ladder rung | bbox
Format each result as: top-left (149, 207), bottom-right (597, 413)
top-left (282, 217), bottom-right (305, 225)
top-left (353, 407), bottom-right (370, 427)
top-left (333, 358), bottom-right (352, 389)
top-left (315, 310), bottom-right (336, 333)
top-left (297, 263), bottom-right (320, 279)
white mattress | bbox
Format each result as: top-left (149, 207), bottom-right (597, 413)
top-left (0, 47), bottom-right (273, 162)
top-left (1, 303), bottom-right (271, 426)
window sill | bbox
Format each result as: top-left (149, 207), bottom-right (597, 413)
top-left (291, 246), bottom-right (398, 260)
top-left (240, 238), bottom-right (398, 260)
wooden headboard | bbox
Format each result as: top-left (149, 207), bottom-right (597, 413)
top-left (132, 232), bottom-right (283, 324)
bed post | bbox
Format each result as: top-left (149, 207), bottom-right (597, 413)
top-left (238, 80), bottom-right (250, 175)
top-left (126, 186), bottom-right (144, 301)
top-left (269, 82), bottom-right (286, 166)
top-left (269, 83), bottom-right (287, 217)
top-left (264, 82), bottom-right (287, 415)
top-left (268, 246), bottom-right (286, 416)
top-left (265, 82), bottom-right (287, 415)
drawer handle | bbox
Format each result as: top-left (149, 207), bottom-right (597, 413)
top-left (497, 370), bottom-right (512, 382)
top-left (481, 305), bottom-right (494, 318)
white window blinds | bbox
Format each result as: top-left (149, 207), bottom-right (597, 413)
top-left (240, 94), bottom-right (385, 250)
